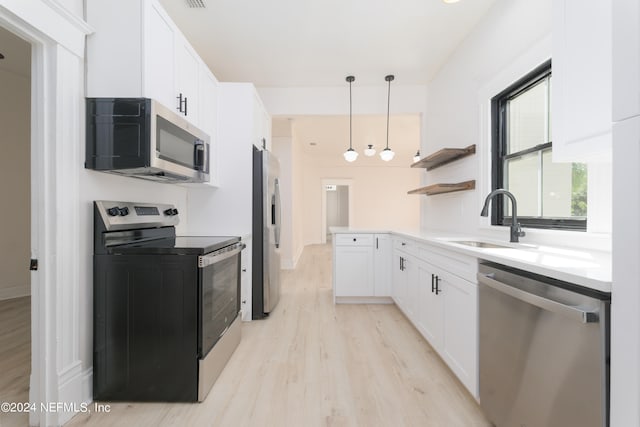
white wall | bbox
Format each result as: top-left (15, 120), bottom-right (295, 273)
top-left (302, 156), bottom-right (421, 245)
top-left (0, 68), bottom-right (30, 300)
top-left (272, 136), bottom-right (294, 268)
top-left (421, 0), bottom-right (611, 251)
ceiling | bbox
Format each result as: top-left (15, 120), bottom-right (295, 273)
top-left (0, 26), bottom-right (30, 77)
top-left (160, 0), bottom-right (498, 87)
top-left (275, 114), bottom-right (422, 167)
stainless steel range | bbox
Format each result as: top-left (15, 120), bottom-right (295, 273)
top-left (93, 200), bottom-right (243, 402)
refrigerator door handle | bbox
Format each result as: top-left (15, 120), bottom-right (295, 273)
top-left (273, 178), bottom-right (282, 248)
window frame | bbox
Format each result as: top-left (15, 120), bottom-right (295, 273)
top-left (491, 59), bottom-right (587, 231)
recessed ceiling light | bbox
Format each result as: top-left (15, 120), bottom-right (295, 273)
top-left (443, 0), bottom-right (461, 3)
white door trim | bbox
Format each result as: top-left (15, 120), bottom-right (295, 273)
top-left (321, 179), bottom-right (354, 244)
top-left (0, 3), bottom-right (91, 426)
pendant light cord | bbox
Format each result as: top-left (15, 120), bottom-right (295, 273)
top-left (386, 78), bottom-right (390, 150)
top-left (385, 75), bottom-right (394, 150)
top-left (349, 78), bottom-right (353, 150)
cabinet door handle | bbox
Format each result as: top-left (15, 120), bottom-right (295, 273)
top-left (176, 93), bottom-right (184, 113)
top-left (431, 274), bottom-right (435, 293)
top-left (353, 238), bottom-right (357, 242)
top-left (434, 276), bottom-right (441, 295)
top-left (184, 96), bottom-right (188, 116)
top-left (376, 238), bottom-right (378, 249)
top-left (401, 242), bottom-right (406, 246)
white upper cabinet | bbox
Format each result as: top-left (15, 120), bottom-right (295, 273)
top-left (143, 1), bottom-right (175, 110)
top-left (87, 0), bottom-right (215, 130)
top-left (552, 0), bottom-right (612, 162)
top-left (612, 0), bottom-right (640, 121)
top-left (253, 92), bottom-right (272, 151)
top-left (175, 37), bottom-right (201, 122)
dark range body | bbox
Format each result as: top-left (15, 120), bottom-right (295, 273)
top-left (93, 201), bottom-right (242, 402)
top-left (252, 147), bottom-right (281, 319)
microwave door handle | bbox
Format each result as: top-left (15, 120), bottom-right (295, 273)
top-left (194, 140), bottom-right (206, 171)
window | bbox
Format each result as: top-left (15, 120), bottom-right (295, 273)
top-left (491, 60), bottom-right (587, 231)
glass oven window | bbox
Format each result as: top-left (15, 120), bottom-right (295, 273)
top-left (200, 252), bottom-right (240, 357)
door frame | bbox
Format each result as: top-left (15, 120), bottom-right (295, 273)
top-left (0, 4), bottom-right (91, 425)
top-left (320, 178), bottom-right (354, 244)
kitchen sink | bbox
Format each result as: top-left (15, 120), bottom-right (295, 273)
top-left (452, 240), bottom-right (512, 249)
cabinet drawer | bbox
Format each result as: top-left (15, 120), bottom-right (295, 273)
top-left (394, 238), bottom-right (419, 256)
top-left (335, 234), bottom-right (374, 246)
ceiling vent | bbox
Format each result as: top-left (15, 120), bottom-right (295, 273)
top-left (186, 0), bottom-right (206, 7)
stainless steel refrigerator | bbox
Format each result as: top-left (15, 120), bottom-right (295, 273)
top-left (252, 147), bottom-right (281, 319)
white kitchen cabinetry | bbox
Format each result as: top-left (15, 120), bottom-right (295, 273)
top-left (175, 38), bottom-right (200, 123)
top-left (415, 259), bottom-right (443, 347)
top-left (392, 238), bottom-right (479, 398)
top-left (334, 245), bottom-right (374, 297)
top-left (333, 232), bottom-right (392, 303)
top-left (552, 0), bottom-right (612, 162)
top-left (87, 0), bottom-right (216, 130)
top-left (438, 267), bottom-right (478, 396)
top-left (392, 237), bottom-right (418, 314)
top-left (252, 92), bottom-right (272, 151)
top-left (612, 0), bottom-right (640, 121)
top-left (374, 234), bottom-right (392, 297)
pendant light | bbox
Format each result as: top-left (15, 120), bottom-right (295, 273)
top-left (380, 74), bottom-right (395, 161)
top-left (343, 75), bottom-right (358, 162)
top-left (413, 151), bottom-right (421, 163)
top-left (364, 145), bottom-right (376, 156)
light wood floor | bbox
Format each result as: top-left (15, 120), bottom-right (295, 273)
top-left (0, 296), bottom-right (31, 427)
top-left (71, 244), bottom-right (489, 426)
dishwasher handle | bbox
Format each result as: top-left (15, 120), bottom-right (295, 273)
top-left (477, 272), bottom-right (599, 324)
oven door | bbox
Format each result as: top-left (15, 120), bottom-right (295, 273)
top-left (198, 242), bottom-right (244, 358)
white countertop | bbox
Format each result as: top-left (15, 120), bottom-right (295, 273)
top-left (330, 227), bottom-right (612, 293)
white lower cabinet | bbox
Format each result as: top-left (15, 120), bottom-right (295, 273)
top-left (393, 239), bottom-right (479, 399)
top-left (440, 268), bottom-right (478, 395)
top-left (334, 245), bottom-right (374, 297)
top-left (374, 234), bottom-right (392, 297)
top-left (416, 260), bottom-right (443, 347)
top-left (333, 233), bottom-right (392, 302)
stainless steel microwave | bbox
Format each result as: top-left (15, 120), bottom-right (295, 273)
top-left (86, 98), bottom-right (210, 183)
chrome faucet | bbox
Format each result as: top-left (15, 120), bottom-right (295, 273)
top-left (480, 189), bottom-right (526, 243)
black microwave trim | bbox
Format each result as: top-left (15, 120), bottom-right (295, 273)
top-left (85, 98), bottom-right (152, 171)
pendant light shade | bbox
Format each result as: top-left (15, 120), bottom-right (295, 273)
top-left (413, 151), bottom-right (421, 163)
top-left (343, 75), bottom-right (358, 162)
top-left (364, 144), bottom-right (376, 156)
top-left (381, 74), bottom-right (395, 162)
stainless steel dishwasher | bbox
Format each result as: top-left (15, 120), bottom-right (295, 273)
top-left (477, 262), bottom-right (610, 427)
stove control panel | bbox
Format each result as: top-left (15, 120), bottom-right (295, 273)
top-left (95, 201), bottom-right (179, 231)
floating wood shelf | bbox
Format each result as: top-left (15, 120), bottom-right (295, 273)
top-left (408, 180), bottom-right (476, 196)
top-left (411, 144), bottom-right (476, 171)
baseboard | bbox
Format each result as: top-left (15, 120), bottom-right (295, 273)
top-left (292, 246), bottom-right (303, 269)
top-left (0, 284), bottom-right (30, 300)
top-left (335, 296), bottom-right (394, 304)
top-left (281, 258), bottom-right (295, 270)
top-left (57, 363), bottom-right (93, 425)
